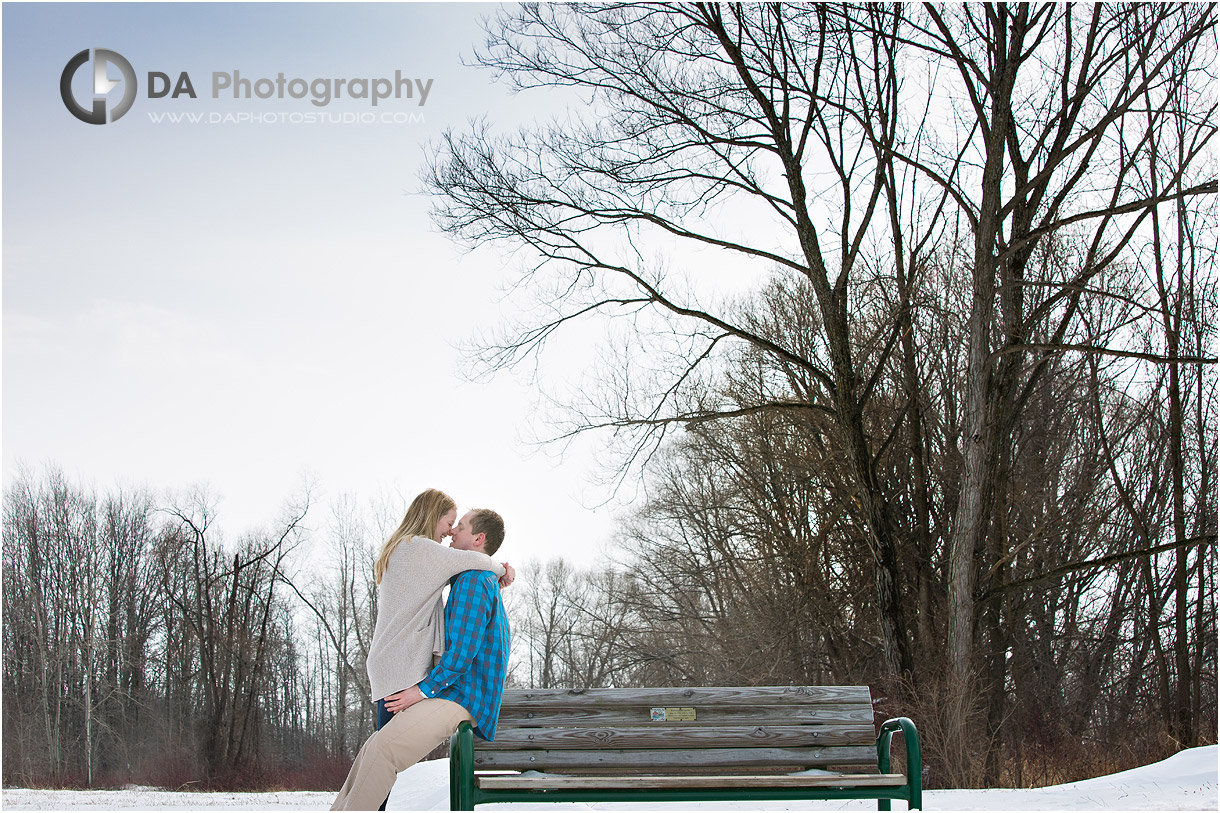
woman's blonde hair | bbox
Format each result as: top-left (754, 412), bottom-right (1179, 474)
top-left (374, 488), bottom-right (456, 585)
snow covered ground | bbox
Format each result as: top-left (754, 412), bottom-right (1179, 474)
top-left (4, 745), bottom-right (1216, 811)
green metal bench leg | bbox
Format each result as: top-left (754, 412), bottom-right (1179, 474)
top-left (449, 721), bottom-right (476, 811)
top-left (877, 716), bottom-right (922, 810)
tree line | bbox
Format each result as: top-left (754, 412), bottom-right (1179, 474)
top-left (1, 471), bottom-right (357, 790)
top-left (3, 430), bottom-right (1214, 793)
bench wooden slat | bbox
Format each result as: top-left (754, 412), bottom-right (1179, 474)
top-left (471, 745), bottom-right (880, 771)
top-left (497, 703), bottom-right (875, 727)
top-left (501, 686), bottom-right (871, 707)
top-left (476, 773), bottom-right (910, 790)
top-left (480, 723), bottom-right (876, 750)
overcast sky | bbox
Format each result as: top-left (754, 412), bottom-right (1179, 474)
top-left (3, 2), bottom-right (625, 569)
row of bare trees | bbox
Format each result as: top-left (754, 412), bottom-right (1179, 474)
top-left (1, 470), bottom-right (327, 789)
top-left (1, 467), bottom-right (485, 791)
top-left (3, 442), bottom-right (1212, 791)
top-left (424, 1), bottom-right (1217, 786)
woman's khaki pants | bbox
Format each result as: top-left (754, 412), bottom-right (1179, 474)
top-left (331, 698), bottom-right (473, 811)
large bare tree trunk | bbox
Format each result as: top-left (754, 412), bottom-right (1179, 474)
top-left (943, 4), bottom-right (1022, 697)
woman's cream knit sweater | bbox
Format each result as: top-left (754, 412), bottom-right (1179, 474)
top-left (365, 536), bottom-right (505, 703)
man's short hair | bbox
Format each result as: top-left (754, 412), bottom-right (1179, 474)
top-left (469, 508), bottom-right (505, 555)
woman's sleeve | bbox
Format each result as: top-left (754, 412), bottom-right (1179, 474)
top-left (418, 541), bottom-right (506, 579)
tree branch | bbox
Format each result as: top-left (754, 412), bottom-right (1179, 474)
top-left (981, 534), bottom-right (1217, 600)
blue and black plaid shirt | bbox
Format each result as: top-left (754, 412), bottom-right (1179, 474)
top-left (417, 570), bottom-right (511, 740)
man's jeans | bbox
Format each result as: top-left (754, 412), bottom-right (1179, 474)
top-left (375, 700), bottom-right (392, 811)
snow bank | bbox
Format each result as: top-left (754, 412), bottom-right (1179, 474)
top-left (4, 745), bottom-right (1216, 811)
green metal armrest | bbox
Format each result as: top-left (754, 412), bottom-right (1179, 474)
top-left (876, 716), bottom-right (922, 810)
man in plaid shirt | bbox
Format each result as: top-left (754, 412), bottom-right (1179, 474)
top-left (414, 567), bottom-right (510, 737)
top-left (332, 509), bottom-right (511, 811)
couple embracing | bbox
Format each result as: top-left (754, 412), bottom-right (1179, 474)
top-left (331, 488), bottom-right (516, 811)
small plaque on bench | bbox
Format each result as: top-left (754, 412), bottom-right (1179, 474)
top-left (650, 706), bottom-right (696, 721)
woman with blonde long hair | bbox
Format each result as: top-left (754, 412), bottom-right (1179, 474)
top-left (364, 488), bottom-right (513, 741)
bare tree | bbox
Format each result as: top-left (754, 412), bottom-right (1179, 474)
top-left (159, 489), bottom-right (310, 779)
top-left (425, 3), bottom-right (1216, 770)
top-left (427, 0), bottom-right (1214, 672)
top-left (282, 494), bottom-right (378, 757)
top-left (510, 559), bottom-right (635, 689)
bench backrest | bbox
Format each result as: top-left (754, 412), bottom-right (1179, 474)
top-left (474, 685), bottom-right (878, 774)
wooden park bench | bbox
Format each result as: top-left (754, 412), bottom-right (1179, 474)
top-left (448, 685), bottom-right (922, 810)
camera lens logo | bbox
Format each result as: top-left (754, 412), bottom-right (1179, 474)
top-left (60, 49), bottom-right (136, 124)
